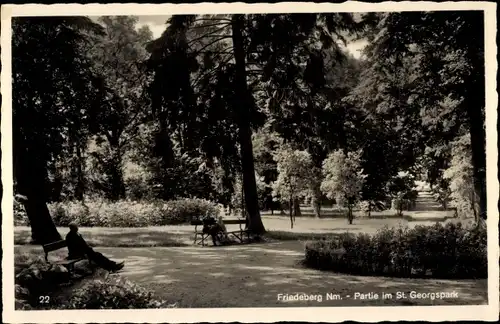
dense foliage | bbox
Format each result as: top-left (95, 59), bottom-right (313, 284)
top-left (304, 222), bottom-right (487, 279)
top-left (12, 12), bottom-right (487, 241)
top-left (321, 150), bottom-right (366, 224)
top-left (62, 276), bottom-right (174, 309)
top-left (15, 198), bottom-right (219, 227)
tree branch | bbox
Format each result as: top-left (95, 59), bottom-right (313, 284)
top-left (194, 17), bottom-right (232, 23)
top-left (191, 55), bottom-right (234, 88)
top-left (187, 25), bottom-right (230, 45)
top-left (191, 36), bottom-right (233, 55)
top-left (191, 22), bottom-right (231, 29)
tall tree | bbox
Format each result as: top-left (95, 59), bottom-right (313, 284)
top-left (443, 134), bottom-right (478, 220)
top-left (12, 17), bottom-right (103, 244)
top-left (272, 147), bottom-right (315, 228)
top-left (252, 128), bottom-right (282, 213)
top-left (360, 11), bottom-right (486, 220)
top-left (87, 16), bottom-right (153, 201)
top-left (147, 13), bottom-right (363, 234)
top-left (321, 150), bottom-right (366, 224)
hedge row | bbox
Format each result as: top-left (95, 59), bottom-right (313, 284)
top-left (304, 222), bottom-right (487, 279)
top-left (14, 198), bottom-right (219, 227)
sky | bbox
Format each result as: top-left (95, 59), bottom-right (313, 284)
top-left (134, 15), bottom-right (368, 59)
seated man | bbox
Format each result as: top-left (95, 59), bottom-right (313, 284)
top-left (202, 216), bottom-right (224, 246)
top-left (217, 216), bottom-right (229, 243)
top-left (66, 223), bottom-right (124, 272)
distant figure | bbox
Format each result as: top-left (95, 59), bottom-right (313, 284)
top-left (66, 223), bottom-right (124, 272)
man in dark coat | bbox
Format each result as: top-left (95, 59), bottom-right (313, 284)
top-left (66, 223), bottom-right (124, 272)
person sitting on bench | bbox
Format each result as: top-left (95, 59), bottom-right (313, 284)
top-left (202, 216), bottom-right (225, 246)
top-left (217, 216), bottom-right (229, 243)
top-left (66, 223), bottom-right (124, 272)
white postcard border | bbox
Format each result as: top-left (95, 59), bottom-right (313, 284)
top-left (1, 2), bottom-right (498, 323)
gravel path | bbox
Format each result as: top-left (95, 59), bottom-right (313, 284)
top-left (94, 241), bottom-right (487, 308)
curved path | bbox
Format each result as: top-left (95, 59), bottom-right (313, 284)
top-left (99, 241), bottom-right (487, 308)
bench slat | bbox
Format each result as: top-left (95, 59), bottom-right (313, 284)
top-left (190, 219), bottom-right (246, 226)
top-left (43, 240), bottom-right (67, 253)
top-left (223, 219), bottom-right (246, 225)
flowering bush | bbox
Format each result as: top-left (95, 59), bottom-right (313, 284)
top-left (61, 276), bottom-right (175, 309)
top-left (14, 198), bottom-right (219, 227)
top-left (159, 198), bottom-right (219, 224)
top-left (304, 221), bottom-right (487, 279)
top-left (14, 199), bottom-right (28, 225)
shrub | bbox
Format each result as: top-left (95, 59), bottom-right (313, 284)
top-left (14, 199), bottom-right (28, 226)
top-left (159, 198), bottom-right (219, 225)
top-left (357, 200), bottom-right (386, 216)
top-left (15, 254), bottom-right (72, 309)
top-left (304, 221), bottom-right (487, 279)
top-left (86, 199), bottom-right (163, 227)
top-left (61, 276), bottom-right (175, 309)
top-left (14, 253), bottom-right (175, 310)
top-left (12, 198), bottom-right (220, 228)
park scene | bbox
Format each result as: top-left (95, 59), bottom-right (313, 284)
top-left (10, 11), bottom-right (488, 310)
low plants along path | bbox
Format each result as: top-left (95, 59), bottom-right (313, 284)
top-left (95, 241), bottom-right (486, 308)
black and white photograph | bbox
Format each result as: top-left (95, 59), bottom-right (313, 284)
top-left (1, 2), bottom-right (498, 323)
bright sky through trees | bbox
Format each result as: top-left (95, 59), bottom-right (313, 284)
top-left (131, 15), bottom-right (368, 58)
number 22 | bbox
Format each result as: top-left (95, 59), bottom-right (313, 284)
top-left (38, 295), bottom-right (50, 304)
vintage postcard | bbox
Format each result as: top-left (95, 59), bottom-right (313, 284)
top-left (1, 2), bottom-right (498, 323)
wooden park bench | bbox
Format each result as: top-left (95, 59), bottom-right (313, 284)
top-left (191, 218), bottom-right (250, 246)
top-left (42, 240), bottom-right (92, 274)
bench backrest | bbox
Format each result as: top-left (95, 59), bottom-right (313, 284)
top-left (223, 219), bottom-right (246, 225)
top-left (43, 240), bottom-right (67, 253)
top-left (190, 218), bottom-right (246, 226)
top-left (42, 240), bottom-right (68, 261)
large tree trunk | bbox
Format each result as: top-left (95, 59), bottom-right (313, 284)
top-left (51, 167), bottom-right (63, 202)
top-left (231, 14), bottom-right (265, 234)
top-left (465, 25), bottom-right (487, 221)
top-left (22, 197), bottom-right (62, 244)
top-left (289, 197), bottom-right (294, 229)
top-left (109, 154), bottom-right (125, 201)
top-left (154, 121), bottom-right (175, 200)
top-left (14, 145), bottom-right (61, 245)
top-left (467, 102), bottom-right (486, 221)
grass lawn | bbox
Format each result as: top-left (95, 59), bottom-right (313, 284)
top-left (14, 215), bottom-right (469, 248)
top-left (262, 205), bottom-right (457, 222)
top-left (15, 241), bottom-right (487, 308)
top-left (13, 215), bottom-right (484, 308)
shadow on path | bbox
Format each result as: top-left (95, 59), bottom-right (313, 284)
top-left (95, 241), bottom-right (487, 308)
